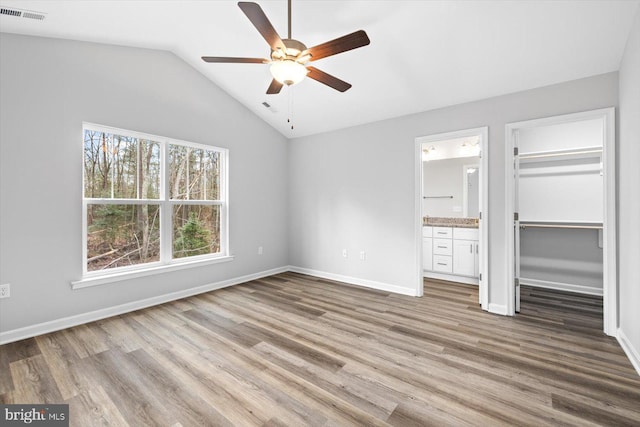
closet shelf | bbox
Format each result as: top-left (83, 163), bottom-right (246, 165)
top-left (519, 220), bottom-right (603, 230)
top-left (518, 146), bottom-right (602, 162)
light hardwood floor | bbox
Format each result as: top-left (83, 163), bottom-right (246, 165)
top-left (1, 273), bottom-right (639, 426)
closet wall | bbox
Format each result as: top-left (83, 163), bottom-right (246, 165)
top-left (517, 118), bottom-right (604, 295)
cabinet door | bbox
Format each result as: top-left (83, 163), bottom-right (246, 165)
top-left (453, 239), bottom-right (475, 276)
top-left (423, 237), bottom-right (433, 271)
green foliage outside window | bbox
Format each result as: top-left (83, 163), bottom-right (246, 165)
top-left (173, 212), bottom-right (212, 258)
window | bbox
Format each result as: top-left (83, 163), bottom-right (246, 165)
top-left (82, 124), bottom-right (228, 277)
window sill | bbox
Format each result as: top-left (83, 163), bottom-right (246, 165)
top-left (71, 255), bottom-right (235, 290)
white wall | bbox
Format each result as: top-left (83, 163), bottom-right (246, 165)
top-left (0, 34), bottom-right (289, 335)
top-left (288, 72), bottom-right (618, 307)
top-left (618, 9), bottom-right (640, 370)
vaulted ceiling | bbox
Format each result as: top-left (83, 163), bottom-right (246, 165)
top-left (1, 0), bottom-right (638, 137)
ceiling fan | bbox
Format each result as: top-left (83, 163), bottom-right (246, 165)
top-left (202, 0), bottom-right (370, 94)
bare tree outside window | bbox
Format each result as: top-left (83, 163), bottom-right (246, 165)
top-left (83, 125), bottom-right (226, 274)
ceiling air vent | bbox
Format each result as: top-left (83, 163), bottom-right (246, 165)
top-left (22, 12), bottom-right (45, 20)
top-left (261, 101), bottom-right (278, 113)
top-left (0, 8), bottom-right (22, 17)
top-left (0, 7), bottom-right (46, 21)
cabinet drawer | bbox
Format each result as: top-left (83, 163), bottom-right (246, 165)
top-left (433, 227), bottom-right (453, 239)
top-left (422, 226), bottom-right (433, 237)
top-left (453, 227), bottom-right (479, 240)
top-left (433, 238), bottom-right (453, 256)
top-left (433, 255), bottom-right (453, 273)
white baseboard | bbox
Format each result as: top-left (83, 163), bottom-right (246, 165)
top-left (488, 303), bottom-right (508, 316)
top-left (519, 277), bottom-right (603, 296)
top-left (288, 266), bottom-right (419, 297)
top-left (617, 328), bottom-right (640, 376)
top-left (0, 266), bottom-right (289, 345)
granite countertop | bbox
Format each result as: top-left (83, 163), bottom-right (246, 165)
top-left (423, 216), bottom-right (479, 228)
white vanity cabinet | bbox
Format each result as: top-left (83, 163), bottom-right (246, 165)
top-left (423, 225), bottom-right (479, 284)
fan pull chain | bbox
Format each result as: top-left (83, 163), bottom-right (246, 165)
top-left (288, 86), bottom-right (294, 130)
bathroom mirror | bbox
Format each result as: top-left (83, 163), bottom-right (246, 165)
top-left (422, 157), bottom-right (479, 219)
top-left (463, 164), bottom-right (479, 217)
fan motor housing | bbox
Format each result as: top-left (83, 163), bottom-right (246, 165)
top-left (272, 38), bottom-right (310, 62)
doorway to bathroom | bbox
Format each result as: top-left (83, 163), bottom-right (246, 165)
top-left (414, 127), bottom-right (489, 310)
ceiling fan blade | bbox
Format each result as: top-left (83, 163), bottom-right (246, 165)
top-left (238, 2), bottom-right (286, 51)
top-left (202, 56), bottom-right (268, 63)
top-left (306, 66), bottom-right (352, 92)
top-left (266, 79), bottom-right (283, 94)
top-left (308, 30), bottom-right (370, 62)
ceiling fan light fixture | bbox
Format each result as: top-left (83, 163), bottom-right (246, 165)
top-left (270, 59), bottom-right (308, 86)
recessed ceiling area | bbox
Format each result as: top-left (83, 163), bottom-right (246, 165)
top-left (1, 0), bottom-right (638, 137)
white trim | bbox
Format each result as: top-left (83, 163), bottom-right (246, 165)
top-left (415, 126), bottom-right (489, 309)
top-left (519, 277), bottom-right (603, 296)
top-left (617, 329), bottom-right (640, 376)
top-left (82, 122), bottom-right (227, 153)
top-left (414, 138), bottom-right (424, 297)
top-left (71, 255), bottom-right (235, 289)
top-left (479, 128), bottom-right (489, 310)
top-left (1, 266), bottom-right (288, 345)
top-left (505, 107), bottom-right (617, 336)
top-left (488, 303), bottom-right (508, 316)
top-left (289, 266), bottom-right (418, 296)
top-left (601, 108), bottom-right (617, 336)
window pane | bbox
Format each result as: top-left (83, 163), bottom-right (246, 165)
top-left (172, 205), bottom-right (220, 259)
top-left (87, 204), bottom-right (160, 271)
top-left (169, 145), bottom-right (220, 200)
top-left (83, 130), bottom-right (160, 199)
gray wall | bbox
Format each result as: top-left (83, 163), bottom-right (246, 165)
top-left (520, 229), bottom-right (603, 290)
top-left (423, 157), bottom-right (479, 218)
top-left (0, 34), bottom-right (289, 333)
top-left (289, 72), bottom-right (618, 309)
top-left (618, 10), bottom-right (640, 365)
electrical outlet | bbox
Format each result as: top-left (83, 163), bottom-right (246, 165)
top-left (360, 251), bottom-right (366, 261)
top-left (0, 284), bottom-right (10, 299)
top-left (258, 246), bottom-right (263, 255)
top-left (342, 249), bottom-right (348, 258)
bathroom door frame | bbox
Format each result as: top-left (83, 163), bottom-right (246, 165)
top-left (504, 107), bottom-right (617, 336)
top-left (414, 126), bottom-right (489, 310)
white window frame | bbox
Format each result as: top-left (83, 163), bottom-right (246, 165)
top-left (73, 123), bottom-right (231, 289)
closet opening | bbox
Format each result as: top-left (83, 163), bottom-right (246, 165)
top-left (414, 127), bottom-right (489, 309)
top-left (505, 108), bottom-right (616, 336)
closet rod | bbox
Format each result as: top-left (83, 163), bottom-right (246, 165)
top-left (519, 147), bottom-right (602, 160)
top-left (423, 196), bottom-right (453, 199)
top-left (519, 223), bottom-right (602, 230)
